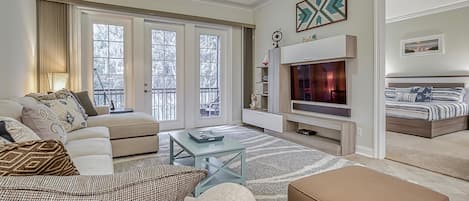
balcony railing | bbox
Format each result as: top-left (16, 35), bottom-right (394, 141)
top-left (93, 88), bottom-right (220, 120)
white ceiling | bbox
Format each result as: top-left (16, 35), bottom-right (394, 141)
top-left (386, 0), bottom-right (469, 21)
top-left (194, 0), bottom-right (271, 10)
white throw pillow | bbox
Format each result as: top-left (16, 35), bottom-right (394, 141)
top-left (41, 97), bottom-right (87, 132)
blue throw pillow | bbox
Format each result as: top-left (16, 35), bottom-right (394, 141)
top-left (411, 87), bottom-right (433, 102)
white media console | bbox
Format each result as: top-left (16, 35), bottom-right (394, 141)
top-left (242, 35), bottom-right (357, 156)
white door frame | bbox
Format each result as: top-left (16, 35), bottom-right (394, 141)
top-left (144, 22), bottom-right (186, 131)
top-left (373, 0), bottom-right (386, 159)
top-left (193, 27), bottom-right (231, 127)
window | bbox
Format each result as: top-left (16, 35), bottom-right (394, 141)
top-left (92, 24), bottom-right (125, 108)
top-left (199, 34), bottom-right (221, 118)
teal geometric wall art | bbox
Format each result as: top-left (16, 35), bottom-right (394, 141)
top-left (296, 0), bottom-right (347, 32)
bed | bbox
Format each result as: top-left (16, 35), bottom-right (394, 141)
top-left (386, 83), bottom-right (469, 138)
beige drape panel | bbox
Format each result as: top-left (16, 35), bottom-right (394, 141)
top-left (242, 27), bottom-right (254, 108)
top-left (37, 0), bottom-right (69, 92)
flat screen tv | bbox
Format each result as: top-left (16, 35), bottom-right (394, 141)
top-left (291, 61), bottom-right (346, 104)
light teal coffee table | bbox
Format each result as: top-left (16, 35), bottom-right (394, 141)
top-left (169, 131), bottom-right (246, 196)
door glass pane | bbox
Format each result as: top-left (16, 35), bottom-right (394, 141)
top-left (92, 24), bottom-right (125, 108)
top-left (152, 29), bottom-right (177, 121)
top-left (199, 34), bottom-right (221, 118)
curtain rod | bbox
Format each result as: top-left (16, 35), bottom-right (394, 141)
top-left (45, 0), bottom-right (256, 29)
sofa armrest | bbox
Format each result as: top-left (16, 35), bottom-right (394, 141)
top-left (185, 183), bottom-right (256, 201)
top-left (95, 105), bottom-right (110, 115)
top-left (0, 165), bottom-right (207, 201)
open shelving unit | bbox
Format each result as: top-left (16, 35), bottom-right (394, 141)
top-left (256, 65), bottom-right (269, 111)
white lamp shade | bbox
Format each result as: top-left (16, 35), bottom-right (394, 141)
top-left (48, 73), bottom-right (69, 92)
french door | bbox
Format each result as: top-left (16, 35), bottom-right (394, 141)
top-left (144, 23), bottom-right (228, 130)
top-left (194, 27), bottom-right (227, 127)
top-left (144, 23), bottom-right (185, 130)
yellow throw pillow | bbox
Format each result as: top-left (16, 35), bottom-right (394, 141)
top-left (41, 97), bottom-right (87, 132)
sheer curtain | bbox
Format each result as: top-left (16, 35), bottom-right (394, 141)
top-left (37, 0), bottom-right (69, 92)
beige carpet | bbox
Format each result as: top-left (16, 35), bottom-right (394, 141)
top-left (386, 131), bottom-right (469, 181)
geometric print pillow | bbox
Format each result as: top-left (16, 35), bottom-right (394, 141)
top-left (40, 97), bottom-right (87, 132)
top-left (0, 117), bottom-right (41, 147)
top-left (410, 86), bottom-right (433, 102)
top-left (0, 140), bottom-right (79, 176)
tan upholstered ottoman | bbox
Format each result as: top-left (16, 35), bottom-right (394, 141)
top-left (288, 166), bottom-right (449, 201)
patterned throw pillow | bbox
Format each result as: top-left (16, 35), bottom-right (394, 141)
top-left (396, 92), bottom-right (417, 102)
top-left (22, 103), bottom-right (68, 144)
top-left (40, 97), bottom-right (87, 132)
top-left (0, 117), bottom-right (40, 148)
top-left (0, 140), bottom-right (79, 176)
top-left (410, 87), bottom-right (433, 102)
top-left (27, 89), bottom-right (88, 120)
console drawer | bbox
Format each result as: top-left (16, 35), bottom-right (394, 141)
top-left (242, 109), bottom-right (283, 132)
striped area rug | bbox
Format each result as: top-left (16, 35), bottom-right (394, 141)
top-left (114, 126), bottom-right (358, 201)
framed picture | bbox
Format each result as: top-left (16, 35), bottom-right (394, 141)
top-left (401, 34), bottom-right (445, 57)
top-left (296, 0), bottom-right (347, 32)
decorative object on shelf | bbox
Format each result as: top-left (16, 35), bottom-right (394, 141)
top-left (47, 73), bottom-right (69, 92)
top-left (249, 94), bottom-right (257, 110)
top-left (272, 29), bottom-right (283, 48)
top-left (262, 54), bottom-right (269, 66)
top-left (296, 0), bottom-right (347, 32)
top-left (401, 34), bottom-right (445, 57)
top-left (297, 129), bottom-right (317, 136)
top-left (262, 75), bottom-right (269, 82)
top-left (302, 34), bottom-right (317, 42)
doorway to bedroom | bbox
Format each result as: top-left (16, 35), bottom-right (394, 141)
top-left (384, 2), bottom-right (469, 182)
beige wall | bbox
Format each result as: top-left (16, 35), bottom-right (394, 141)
top-left (0, 0), bottom-right (37, 99)
top-left (386, 6), bottom-right (469, 76)
top-left (84, 0), bottom-right (254, 25)
top-left (254, 0), bottom-right (376, 150)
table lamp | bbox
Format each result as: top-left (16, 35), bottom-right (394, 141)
top-left (48, 73), bottom-right (69, 92)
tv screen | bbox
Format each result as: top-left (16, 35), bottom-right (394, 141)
top-left (291, 61), bottom-right (346, 104)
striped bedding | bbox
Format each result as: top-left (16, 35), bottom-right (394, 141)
top-left (386, 101), bottom-right (469, 121)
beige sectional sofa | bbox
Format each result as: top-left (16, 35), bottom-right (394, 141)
top-left (0, 96), bottom-right (159, 175)
top-left (87, 111), bottom-right (159, 158)
top-left (0, 97), bottom-right (256, 200)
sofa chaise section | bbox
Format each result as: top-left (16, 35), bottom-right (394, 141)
top-left (87, 112), bottom-right (159, 157)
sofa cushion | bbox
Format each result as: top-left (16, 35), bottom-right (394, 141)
top-left (0, 100), bottom-right (23, 121)
top-left (71, 155), bottom-right (113, 175)
top-left (87, 112), bottom-right (158, 139)
top-left (0, 140), bottom-right (79, 176)
top-left (67, 127), bottom-right (109, 141)
top-left (65, 138), bottom-right (112, 158)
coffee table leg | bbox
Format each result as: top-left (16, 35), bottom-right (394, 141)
top-left (240, 151), bottom-right (246, 185)
top-left (194, 156), bottom-right (202, 196)
top-left (169, 138), bottom-right (174, 165)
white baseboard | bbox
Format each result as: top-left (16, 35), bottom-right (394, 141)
top-left (355, 145), bottom-right (375, 158)
top-left (230, 120), bottom-right (243, 125)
